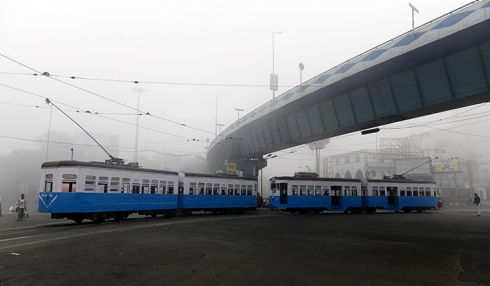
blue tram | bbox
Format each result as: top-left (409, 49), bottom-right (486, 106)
top-left (38, 161), bottom-right (257, 224)
top-left (269, 174), bottom-right (438, 213)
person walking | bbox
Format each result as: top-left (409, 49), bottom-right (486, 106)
top-left (474, 193), bottom-right (481, 216)
top-left (16, 194), bottom-right (26, 221)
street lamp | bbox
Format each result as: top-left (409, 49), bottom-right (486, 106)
top-left (409, 3), bottom-right (419, 33)
top-left (235, 108), bottom-right (244, 120)
top-left (271, 31), bottom-right (282, 99)
top-left (299, 63), bottom-right (304, 84)
top-left (216, 123), bottom-right (224, 134)
top-left (70, 148), bottom-right (74, 160)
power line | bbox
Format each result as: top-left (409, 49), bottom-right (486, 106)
top-left (0, 81), bottom-right (203, 141)
top-left (0, 53), bottom-right (216, 136)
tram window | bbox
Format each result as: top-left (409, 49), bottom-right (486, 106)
top-left (400, 190), bottom-right (406, 196)
top-left (110, 182), bottom-right (120, 193)
top-left (300, 185), bottom-right (306, 196)
top-left (292, 185), bottom-right (299, 196)
top-left (361, 186), bottom-right (367, 196)
top-left (132, 183), bottom-right (140, 194)
top-left (45, 174), bottom-right (53, 180)
top-left (142, 184), bottom-right (150, 194)
top-left (241, 185), bottom-right (246, 195)
top-left (344, 186), bottom-right (351, 196)
top-left (307, 185), bottom-right (314, 196)
top-left (315, 186), bottom-right (321, 196)
top-left (44, 181), bottom-right (53, 192)
top-left (228, 184), bottom-right (234, 195)
top-left (199, 183), bottom-right (205, 195)
top-left (323, 187), bottom-right (329, 196)
top-left (221, 186), bottom-right (227, 195)
top-left (413, 187), bottom-right (418, 196)
top-left (213, 184), bottom-right (220, 195)
top-left (97, 183), bottom-right (108, 193)
top-left (189, 182), bottom-right (196, 195)
top-left (85, 175), bottom-right (96, 190)
top-left (270, 183), bottom-right (276, 194)
top-left (143, 179), bottom-right (150, 185)
top-left (379, 187), bottom-right (385, 197)
top-left (372, 187), bottom-right (378, 196)
top-left (352, 186), bottom-right (358, 196)
top-left (247, 185), bottom-right (252, 195)
top-left (425, 188), bottom-right (431, 196)
top-left (419, 189), bottom-right (425, 196)
top-left (62, 181), bottom-right (77, 192)
top-left (63, 174), bottom-right (77, 180)
top-left (235, 184), bottom-right (240, 195)
top-left (206, 183), bottom-right (212, 195)
top-left (168, 184), bottom-right (175, 195)
top-left (159, 181), bottom-right (167, 194)
top-left (150, 180), bottom-right (158, 194)
top-left (122, 183), bottom-right (130, 194)
top-left (98, 176), bottom-right (108, 181)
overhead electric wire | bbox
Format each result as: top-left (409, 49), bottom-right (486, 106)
top-left (0, 81), bottom-right (203, 141)
top-left (0, 135), bottom-right (202, 157)
top-left (0, 53), bottom-right (216, 136)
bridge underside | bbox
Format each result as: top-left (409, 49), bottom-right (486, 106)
top-left (208, 16), bottom-right (490, 177)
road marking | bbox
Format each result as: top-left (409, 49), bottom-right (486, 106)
top-left (0, 221), bottom-right (67, 232)
top-left (0, 213), bottom-right (280, 251)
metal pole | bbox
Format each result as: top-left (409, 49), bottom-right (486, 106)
top-left (71, 148), bottom-right (74, 160)
top-left (272, 32), bottom-right (275, 99)
top-left (260, 168), bottom-right (263, 198)
top-left (215, 96), bottom-right (218, 136)
top-left (135, 89), bottom-right (140, 162)
top-left (316, 148), bottom-right (320, 175)
top-left (45, 105), bottom-right (53, 162)
top-left (300, 70), bottom-right (303, 84)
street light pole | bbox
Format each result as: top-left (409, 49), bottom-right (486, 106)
top-left (235, 108), bottom-right (244, 120)
top-left (271, 31), bottom-right (282, 99)
top-left (409, 3), bottom-right (419, 33)
top-left (70, 148), bottom-right (74, 160)
top-left (299, 63), bottom-right (304, 84)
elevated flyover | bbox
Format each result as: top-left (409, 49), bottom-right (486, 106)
top-left (207, 0), bottom-right (490, 176)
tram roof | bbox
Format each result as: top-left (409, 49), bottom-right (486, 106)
top-left (271, 176), bottom-right (361, 183)
top-left (367, 178), bottom-right (436, 184)
top-left (42, 160), bottom-right (179, 175)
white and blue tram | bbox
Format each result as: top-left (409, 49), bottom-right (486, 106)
top-left (269, 175), bottom-right (438, 213)
top-left (38, 161), bottom-right (257, 224)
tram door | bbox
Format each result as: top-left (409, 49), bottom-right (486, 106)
top-left (387, 187), bottom-right (397, 205)
top-left (331, 186), bottom-right (342, 205)
top-left (279, 183), bottom-right (288, 204)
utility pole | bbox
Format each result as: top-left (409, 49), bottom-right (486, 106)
top-left (235, 108), bottom-right (244, 120)
top-left (270, 32), bottom-right (282, 99)
top-left (132, 87), bottom-right (147, 162)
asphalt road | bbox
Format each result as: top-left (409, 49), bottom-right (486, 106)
top-left (0, 207), bottom-right (489, 286)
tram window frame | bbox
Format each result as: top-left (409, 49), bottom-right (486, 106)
top-left (361, 186), bottom-right (367, 196)
top-left (406, 187), bottom-right (412, 196)
top-left (228, 184), bottom-right (234, 195)
top-left (44, 180), bottom-right (53, 192)
top-left (292, 185), bottom-right (299, 196)
top-left (413, 187), bottom-right (418, 197)
top-left (221, 186), bottom-right (227, 195)
top-left (419, 189), bottom-right (425, 196)
top-left (400, 190), bottom-right (406, 197)
top-left (167, 181), bottom-right (175, 194)
top-left (247, 185), bottom-right (252, 195)
top-left (315, 185), bottom-right (321, 196)
top-left (270, 183), bottom-right (277, 194)
top-left (110, 177), bottom-right (120, 193)
top-left (206, 183), bottom-right (212, 195)
top-left (84, 175), bottom-right (96, 192)
top-left (198, 183), bottom-right (205, 195)
top-left (344, 186), bottom-right (351, 196)
top-left (62, 181), bottom-right (77, 192)
top-left (352, 186), bottom-right (358, 196)
top-left (150, 180), bottom-right (158, 194)
top-left (323, 186), bottom-right (329, 196)
top-left (159, 180), bottom-right (167, 194)
top-left (142, 183), bottom-right (150, 194)
top-left (299, 185), bottom-right (306, 196)
top-left (307, 185), bottom-right (315, 196)
top-left (97, 176), bottom-right (108, 193)
top-left (189, 182), bottom-right (197, 195)
top-left (235, 184), bottom-right (240, 195)
top-left (213, 184), bottom-right (220, 195)
top-left (132, 183), bottom-right (140, 194)
top-left (379, 187), bottom-right (386, 197)
top-left (241, 185), bottom-right (246, 195)
top-left (425, 187), bottom-right (431, 196)
top-left (372, 186), bottom-right (379, 196)
top-left (122, 183), bottom-right (130, 194)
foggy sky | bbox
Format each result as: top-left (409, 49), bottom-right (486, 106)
top-left (1, 0), bottom-right (485, 174)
